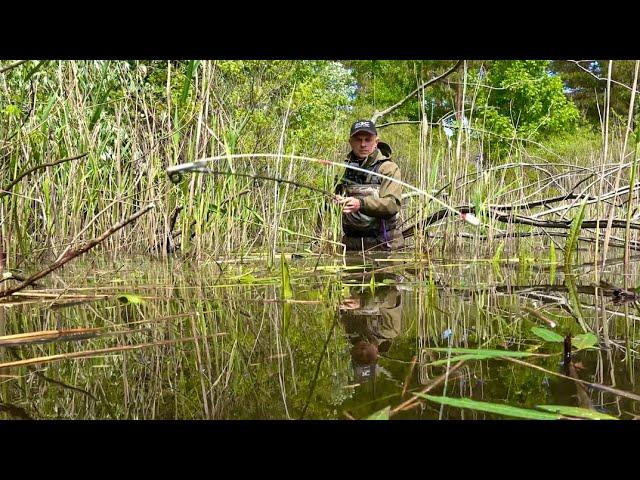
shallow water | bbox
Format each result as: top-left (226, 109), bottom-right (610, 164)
top-left (1, 252), bottom-right (639, 420)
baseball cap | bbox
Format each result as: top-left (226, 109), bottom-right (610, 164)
top-left (350, 119), bottom-right (377, 137)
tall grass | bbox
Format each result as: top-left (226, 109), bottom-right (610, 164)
top-left (1, 60), bottom-right (639, 269)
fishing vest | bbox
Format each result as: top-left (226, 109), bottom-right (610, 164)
top-left (341, 287), bottom-right (402, 341)
top-left (340, 157), bottom-right (399, 237)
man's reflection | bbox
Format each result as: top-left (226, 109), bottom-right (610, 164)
top-left (339, 273), bottom-right (404, 385)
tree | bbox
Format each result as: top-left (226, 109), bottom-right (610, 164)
top-left (474, 60), bottom-right (580, 155)
top-left (551, 60), bottom-right (639, 129)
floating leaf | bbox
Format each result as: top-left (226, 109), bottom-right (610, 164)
top-left (428, 354), bottom-right (495, 366)
top-left (416, 394), bottom-right (561, 420)
top-left (426, 348), bottom-right (537, 366)
top-left (531, 327), bottom-right (564, 343)
top-left (536, 405), bottom-right (617, 420)
top-left (572, 333), bottom-right (598, 350)
top-left (116, 294), bottom-right (146, 305)
top-left (366, 406), bottom-right (390, 420)
top-left (427, 347), bottom-right (538, 358)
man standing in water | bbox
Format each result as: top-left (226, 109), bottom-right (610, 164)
top-left (335, 120), bottom-right (404, 251)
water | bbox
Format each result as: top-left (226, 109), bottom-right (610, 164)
top-left (1, 252), bottom-right (639, 420)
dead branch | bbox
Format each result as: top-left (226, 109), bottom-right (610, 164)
top-left (0, 203), bottom-right (155, 299)
top-left (567, 60), bottom-right (638, 93)
top-left (0, 60), bottom-right (28, 75)
top-left (0, 153), bottom-right (88, 199)
top-left (450, 230), bottom-right (640, 251)
top-left (403, 204), bottom-right (640, 239)
top-left (371, 61), bottom-right (463, 124)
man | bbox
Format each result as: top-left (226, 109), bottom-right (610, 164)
top-left (339, 272), bottom-right (404, 385)
top-left (335, 120), bottom-right (404, 251)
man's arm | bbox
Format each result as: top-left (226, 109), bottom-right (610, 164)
top-left (358, 161), bottom-right (402, 218)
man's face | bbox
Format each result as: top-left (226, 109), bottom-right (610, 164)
top-left (349, 132), bottom-right (379, 159)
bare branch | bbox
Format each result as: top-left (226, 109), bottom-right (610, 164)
top-left (370, 61), bottom-right (463, 124)
top-left (0, 60), bottom-right (28, 75)
top-left (403, 204), bottom-right (640, 239)
top-left (1, 153), bottom-right (88, 199)
top-left (567, 60), bottom-right (638, 93)
top-left (0, 204), bottom-right (155, 298)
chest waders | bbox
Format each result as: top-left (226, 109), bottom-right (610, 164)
top-left (341, 159), bottom-right (399, 250)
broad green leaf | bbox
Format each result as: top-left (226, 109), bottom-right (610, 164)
top-left (366, 406), bottom-right (390, 420)
top-left (531, 327), bottom-right (564, 343)
top-left (280, 254), bottom-right (293, 299)
top-left (427, 347), bottom-right (538, 358)
top-left (536, 405), bottom-right (617, 420)
top-left (416, 394), bottom-right (561, 420)
top-left (116, 293), bottom-right (146, 305)
top-left (492, 242), bottom-right (504, 263)
top-left (572, 333), bottom-right (598, 350)
top-left (238, 274), bottom-right (258, 284)
top-left (428, 354), bottom-right (499, 366)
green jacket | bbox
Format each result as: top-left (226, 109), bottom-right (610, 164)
top-left (337, 142), bottom-right (402, 219)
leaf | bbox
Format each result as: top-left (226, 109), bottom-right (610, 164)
top-left (179, 60), bottom-right (199, 106)
top-left (531, 327), bottom-right (564, 343)
top-left (536, 405), bottom-right (617, 420)
top-left (238, 274), bottom-right (258, 284)
top-left (428, 354), bottom-right (499, 366)
top-left (427, 347), bottom-right (538, 358)
top-left (116, 293), bottom-right (146, 305)
top-left (572, 332), bottom-right (598, 350)
top-left (426, 348), bottom-right (537, 366)
top-left (366, 406), bottom-right (390, 420)
top-left (564, 196), bottom-right (588, 269)
top-left (416, 394), bottom-right (561, 420)
top-left (492, 242), bottom-right (504, 263)
top-left (280, 254), bottom-right (293, 300)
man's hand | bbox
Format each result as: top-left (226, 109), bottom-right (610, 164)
top-left (335, 195), bottom-right (361, 214)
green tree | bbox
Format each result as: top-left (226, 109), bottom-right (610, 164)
top-left (551, 60), bottom-right (639, 129)
top-left (474, 60), bottom-right (580, 156)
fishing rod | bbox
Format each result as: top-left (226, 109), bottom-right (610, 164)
top-left (168, 165), bottom-right (339, 201)
top-left (167, 153), bottom-right (483, 227)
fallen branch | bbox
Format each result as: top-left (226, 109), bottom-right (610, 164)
top-left (504, 356), bottom-right (640, 402)
top-left (403, 204), bottom-right (640, 238)
top-left (0, 334), bottom-right (222, 369)
top-left (448, 231), bottom-right (640, 251)
top-left (0, 203), bottom-right (155, 298)
top-left (390, 360), bottom-right (466, 416)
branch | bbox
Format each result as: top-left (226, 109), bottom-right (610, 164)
top-left (567, 60), bottom-right (638, 93)
top-left (1, 153), bottom-right (88, 199)
top-left (446, 230), bottom-right (640, 251)
top-left (403, 204), bottom-right (640, 238)
top-left (370, 60), bottom-right (463, 124)
top-left (0, 60), bottom-right (28, 75)
top-left (0, 203), bottom-right (155, 298)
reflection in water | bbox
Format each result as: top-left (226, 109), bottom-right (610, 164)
top-left (1, 252), bottom-right (640, 419)
top-left (339, 273), bottom-right (403, 386)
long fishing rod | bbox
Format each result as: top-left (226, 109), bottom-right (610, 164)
top-left (167, 153), bottom-right (483, 227)
top-left (168, 165), bottom-right (339, 200)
